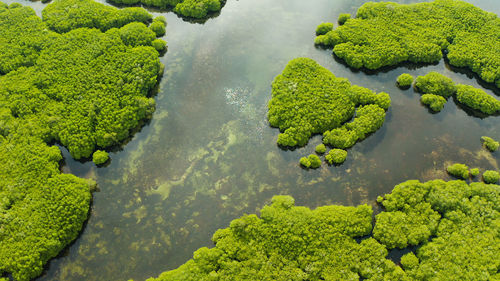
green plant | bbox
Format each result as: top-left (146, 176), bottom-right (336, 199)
top-left (299, 156), bottom-right (311, 168)
top-left (415, 72), bottom-right (456, 98)
top-left (396, 73), bottom-right (413, 88)
top-left (337, 13), bottom-right (351, 25)
top-left (481, 136), bottom-right (499, 152)
top-left (446, 163), bottom-right (469, 179)
top-left (325, 149), bottom-right (347, 165)
top-left (315, 22), bottom-right (334, 35)
top-left (315, 0), bottom-right (500, 88)
top-left (92, 150), bottom-right (109, 165)
top-left (483, 170), bottom-right (500, 184)
top-left (308, 154), bottom-right (321, 169)
top-left (456, 85), bottom-right (500, 115)
top-left (421, 94), bottom-right (447, 112)
top-left (470, 168), bottom-right (480, 177)
top-left (315, 143), bottom-right (326, 154)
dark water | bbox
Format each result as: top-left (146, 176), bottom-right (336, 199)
top-left (3, 0), bottom-right (499, 280)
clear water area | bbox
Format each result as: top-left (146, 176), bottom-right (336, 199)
top-left (3, 0), bottom-right (499, 280)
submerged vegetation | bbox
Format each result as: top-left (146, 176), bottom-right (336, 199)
top-left (147, 179), bottom-right (500, 280)
top-left (315, 0), bottom-right (500, 88)
top-left (0, 1), bottom-right (164, 279)
top-left (268, 58), bottom-right (389, 165)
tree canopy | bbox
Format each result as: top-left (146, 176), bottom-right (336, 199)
top-left (108, 0), bottom-right (223, 19)
top-left (0, 1), bottom-right (165, 279)
top-left (315, 0), bottom-right (500, 88)
top-left (146, 179), bottom-right (500, 280)
top-left (268, 58), bottom-right (390, 163)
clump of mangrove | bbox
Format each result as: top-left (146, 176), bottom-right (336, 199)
top-left (92, 150), bottom-right (109, 165)
top-left (446, 163), bottom-right (469, 179)
top-left (300, 154), bottom-right (321, 169)
top-left (421, 94), bottom-right (447, 112)
top-left (483, 170), bottom-right (499, 184)
top-left (396, 73), bottom-right (413, 88)
top-left (315, 143), bottom-right (326, 154)
top-left (109, 0), bottom-right (223, 19)
top-left (146, 179), bottom-right (500, 280)
top-left (481, 136), bottom-right (499, 152)
top-left (325, 149), bottom-right (347, 165)
top-left (315, 0), bottom-right (500, 88)
top-left (0, 1), bottom-right (165, 279)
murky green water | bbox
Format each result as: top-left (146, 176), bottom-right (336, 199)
top-left (2, 0), bottom-right (499, 280)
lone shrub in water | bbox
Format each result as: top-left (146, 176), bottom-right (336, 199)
top-left (470, 168), bottom-right (480, 177)
top-left (415, 72), bottom-right (456, 98)
top-left (446, 163), bottom-right (469, 179)
top-left (483, 170), bottom-right (500, 184)
top-left (308, 154), bottom-right (321, 169)
top-left (421, 94), bottom-right (447, 112)
top-left (299, 156), bottom-right (311, 168)
top-left (325, 149), bottom-right (347, 165)
top-left (315, 143), bottom-right (326, 154)
top-left (92, 150), bottom-right (109, 165)
top-left (481, 136), bottom-right (499, 152)
top-left (396, 73), bottom-right (413, 88)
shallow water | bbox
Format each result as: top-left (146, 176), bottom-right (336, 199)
top-left (2, 0), bottom-right (499, 280)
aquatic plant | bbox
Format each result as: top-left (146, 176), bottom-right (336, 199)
top-left (396, 73), bottom-right (413, 88)
top-left (268, 58), bottom-right (389, 149)
top-left (470, 168), bottom-right (480, 177)
top-left (93, 150), bottom-right (109, 165)
top-left (315, 0), bottom-right (500, 88)
top-left (300, 154), bottom-right (321, 169)
top-left (337, 13), bottom-right (350, 25)
top-left (481, 136), bottom-right (499, 152)
top-left (150, 17), bottom-right (167, 37)
top-left (455, 85), bottom-right (500, 115)
top-left (146, 180), bottom-right (500, 280)
top-left (415, 72), bottom-right (456, 98)
top-left (446, 163), bottom-right (469, 179)
top-left (483, 170), bottom-right (499, 184)
top-left (421, 94), bottom-right (446, 112)
top-left (0, 1), bottom-right (164, 279)
top-left (109, 0), bottom-right (223, 19)
top-left (315, 143), bottom-right (326, 154)
top-left (315, 22), bottom-right (333, 35)
top-left (325, 149), bottom-right (347, 165)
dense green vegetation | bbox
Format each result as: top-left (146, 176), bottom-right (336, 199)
top-left (470, 168), bottom-right (480, 177)
top-left (411, 72), bottom-right (500, 115)
top-left (314, 0), bottom-right (500, 88)
top-left (109, 0), bottom-right (223, 19)
top-left (421, 94), bottom-right (446, 112)
top-left (483, 170), bottom-right (499, 184)
top-left (446, 163), bottom-right (469, 179)
top-left (396, 73), bottom-right (413, 88)
top-left (146, 179), bottom-right (500, 280)
top-left (415, 72), bottom-right (456, 98)
top-left (315, 22), bottom-right (333, 35)
top-left (481, 136), bottom-right (499, 152)
top-left (315, 143), bottom-right (326, 154)
top-left (325, 148), bottom-right (347, 165)
top-left (300, 154), bottom-right (321, 169)
top-left (455, 84), bottom-right (500, 115)
top-left (268, 58), bottom-right (389, 165)
top-left (0, 1), bottom-right (164, 279)
top-left (92, 150), bottom-right (109, 165)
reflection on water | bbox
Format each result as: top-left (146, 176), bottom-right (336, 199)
top-left (2, 0), bottom-right (498, 280)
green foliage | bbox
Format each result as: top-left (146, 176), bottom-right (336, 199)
top-left (481, 136), bottom-right (499, 152)
top-left (446, 163), bottom-right (469, 179)
top-left (483, 170), bottom-right (499, 184)
top-left (147, 179), bottom-right (500, 281)
top-left (396, 73), bottom-right (413, 88)
top-left (120, 22), bottom-right (157, 47)
top-left (0, 2), bottom-right (164, 279)
top-left (415, 72), bottom-right (456, 98)
top-left (421, 94), bottom-right (447, 112)
top-left (315, 143), bottom-right (326, 154)
top-left (325, 149), bottom-right (347, 165)
top-left (315, 0), bottom-right (500, 88)
top-left (337, 13), bottom-right (351, 25)
top-left (470, 168), bottom-right (480, 177)
top-left (315, 22), bottom-right (333, 35)
top-left (268, 58), bottom-right (389, 150)
top-left (43, 0), bottom-right (152, 33)
top-left (301, 154), bottom-right (321, 169)
top-left (323, 104), bottom-right (386, 149)
top-left (150, 17), bottom-right (166, 37)
top-left (173, 0), bottom-right (221, 19)
top-left (455, 84), bottom-right (500, 115)
top-left (152, 39), bottom-right (167, 52)
top-left (92, 150), bottom-right (109, 165)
